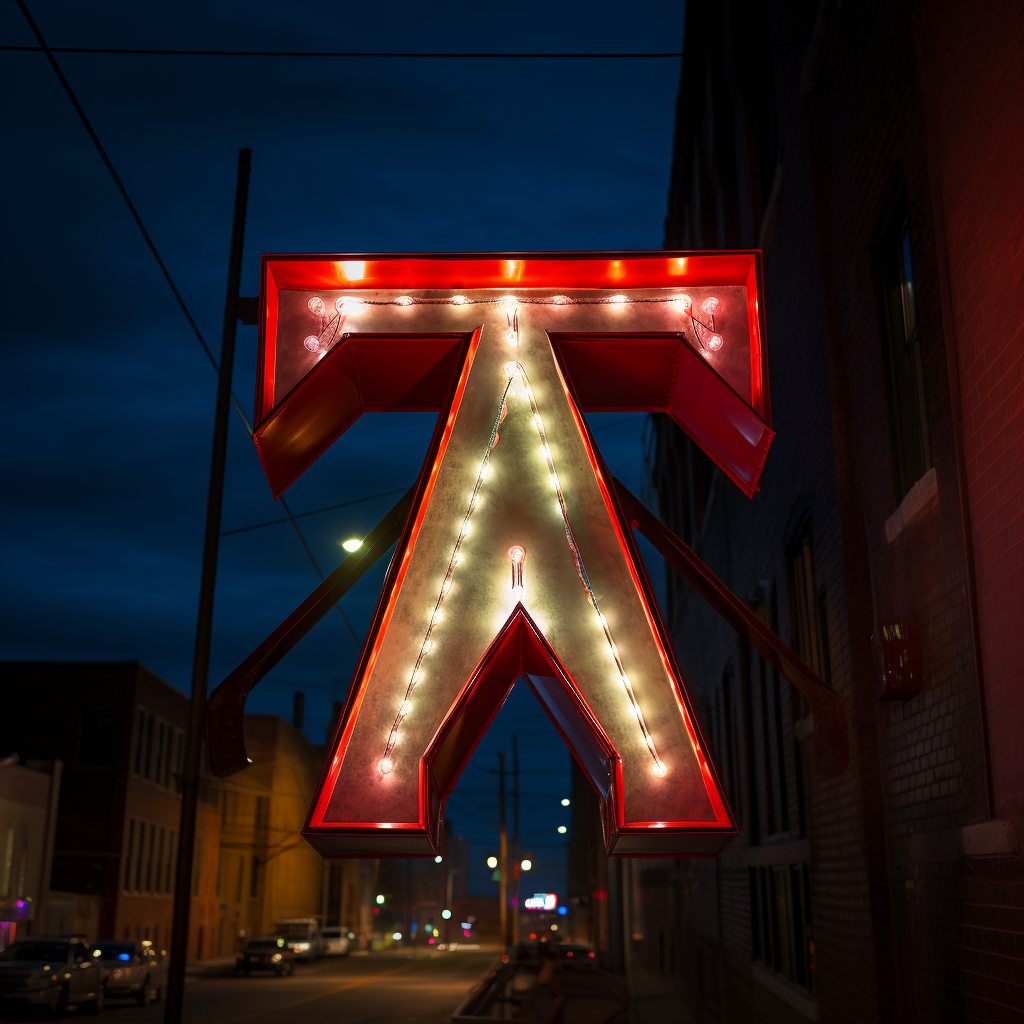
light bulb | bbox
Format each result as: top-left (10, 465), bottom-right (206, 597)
top-left (341, 538), bottom-right (362, 552)
top-left (503, 360), bottom-right (521, 378)
top-left (441, 580), bottom-right (452, 595)
top-left (412, 668), bottom-right (423, 683)
top-left (557, 825), bottom-right (567, 834)
top-left (378, 758), bottom-right (393, 776)
top-left (672, 294), bottom-right (692, 312)
top-left (481, 462), bottom-right (491, 479)
top-left (505, 327), bottom-right (518, 347)
top-left (509, 545), bottom-right (525, 593)
top-left (520, 859), bottom-right (532, 872)
top-left (702, 296), bottom-right (719, 315)
top-left (303, 336), bottom-right (320, 353)
top-left (434, 855), bottom-right (443, 864)
top-left (400, 701), bottom-right (412, 715)
top-left (451, 295), bottom-right (468, 305)
top-left (307, 296), bottom-right (325, 315)
top-left (441, 909), bottom-right (452, 920)
top-left (551, 295), bottom-right (570, 304)
top-left (561, 798), bottom-right (570, 807)
top-left (340, 261), bottom-right (365, 280)
top-left (336, 296), bottom-right (362, 315)
top-left (486, 856), bottom-right (498, 869)
top-left (707, 333), bottom-right (723, 351)
top-left (501, 295), bottom-right (517, 309)
top-left (422, 639), bottom-right (432, 654)
top-left (608, 293), bottom-right (628, 305)
top-left (396, 295), bottom-right (414, 306)
top-left (653, 762), bottom-right (668, 778)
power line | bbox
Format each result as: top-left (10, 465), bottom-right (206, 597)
top-left (221, 487), bottom-right (408, 537)
top-left (14, 0), bottom-right (360, 649)
top-left (3, 44), bottom-right (683, 59)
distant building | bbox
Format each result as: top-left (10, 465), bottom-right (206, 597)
top-left (0, 662), bottom-right (327, 959)
top-left (0, 756), bottom-right (61, 947)
top-left (641, 1), bottom-right (1023, 1022)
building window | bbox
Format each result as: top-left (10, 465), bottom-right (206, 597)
top-left (877, 194), bottom-right (931, 503)
top-left (1, 825), bottom-right (14, 898)
top-left (145, 824), bottom-right (155, 892)
top-left (124, 820), bottom-right (135, 891)
top-left (250, 856), bottom-right (260, 900)
top-left (133, 711), bottom-right (146, 775)
top-left (750, 863), bottom-right (813, 996)
top-left (167, 832), bottom-right (177, 893)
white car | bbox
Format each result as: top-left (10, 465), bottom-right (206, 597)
top-left (320, 928), bottom-right (351, 956)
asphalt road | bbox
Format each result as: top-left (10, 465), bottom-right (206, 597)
top-left (2, 951), bottom-right (496, 1024)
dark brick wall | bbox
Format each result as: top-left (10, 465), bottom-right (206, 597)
top-left (642, 0), bottom-right (1023, 1022)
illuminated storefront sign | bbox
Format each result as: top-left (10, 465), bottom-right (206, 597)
top-left (524, 894), bottom-right (558, 912)
top-left (206, 252), bottom-right (846, 858)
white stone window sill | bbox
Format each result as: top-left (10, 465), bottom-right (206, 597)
top-left (751, 963), bottom-right (818, 1020)
top-left (885, 467), bottom-right (938, 543)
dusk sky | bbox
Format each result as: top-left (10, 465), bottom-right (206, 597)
top-left (2, 0), bottom-right (686, 897)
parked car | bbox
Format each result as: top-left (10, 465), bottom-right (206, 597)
top-left (0, 937), bottom-right (104, 1017)
top-left (91, 939), bottom-right (167, 1004)
top-left (320, 928), bottom-right (352, 956)
top-left (236, 938), bottom-right (295, 976)
top-left (272, 917), bottom-right (323, 961)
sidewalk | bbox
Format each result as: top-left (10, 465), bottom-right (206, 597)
top-left (629, 965), bottom-right (697, 1024)
top-left (185, 956), bottom-right (237, 977)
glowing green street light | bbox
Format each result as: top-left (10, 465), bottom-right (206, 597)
top-left (342, 538), bottom-right (363, 553)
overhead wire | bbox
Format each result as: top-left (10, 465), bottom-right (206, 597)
top-left (3, 44), bottom-right (683, 59)
top-left (14, 0), bottom-right (361, 648)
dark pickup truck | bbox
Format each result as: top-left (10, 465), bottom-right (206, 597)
top-left (236, 938), bottom-right (295, 976)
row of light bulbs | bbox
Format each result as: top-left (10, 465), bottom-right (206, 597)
top-left (302, 292), bottom-right (725, 357)
top-left (377, 306), bottom-right (667, 779)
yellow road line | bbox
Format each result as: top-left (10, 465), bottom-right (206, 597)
top-left (219, 964), bottom-right (410, 1023)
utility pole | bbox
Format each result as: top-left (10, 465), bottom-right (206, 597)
top-left (165, 148), bottom-right (251, 1024)
top-left (498, 751), bottom-right (509, 947)
top-left (512, 734), bottom-right (520, 945)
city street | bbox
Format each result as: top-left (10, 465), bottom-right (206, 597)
top-left (0, 951), bottom-right (495, 1024)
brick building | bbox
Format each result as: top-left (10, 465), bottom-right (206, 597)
top-left (1, 662), bottom-right (327, 960)
top-left (639, 2), bottom-right (1023, 1022)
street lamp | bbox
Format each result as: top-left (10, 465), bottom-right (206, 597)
top-left (561, 798), bottom-right (570, 807)
top-left (557, 826), bottom-right (567, 834)
top-left (520, 858), bottom-right (532, 872)
top-left (342, 538), bottom-right (363, 552)
top-left (375, 894), bottom-right (385, 905)
top-left (486, 856), bottom-right (498, 869)
top-left (441, 909), bottom-right (452, 920)
top-left (434, 855), bottom-right (443, 863)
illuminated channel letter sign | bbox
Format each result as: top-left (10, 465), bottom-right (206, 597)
top-left (524, 894), bottom-right (559, 912)
top-left (208, 252), bottom-right (846, 860)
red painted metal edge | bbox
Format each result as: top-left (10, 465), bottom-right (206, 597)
top-left (614, 479), bottom-right (849, 777)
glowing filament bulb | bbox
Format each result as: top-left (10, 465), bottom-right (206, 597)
top-left (460, 521), bottom-right (472, 538)
top-left (307, 296), bottom-right (325, 315)
top-left (672, 294), bottom-right (692, 312)
top-left (508, 545), bottom-right (525, 595)
top-left (441, 580), bottom-right (452, 596)
top-left (608, 293), bottom-right (628, 305)
top-left (653, 762), bottom-right (668, 778)
top-left (551, 295), bottom-right (570, 304)
top-left (481, 462), bottom-right (491, 479)
top-left (400, 701), bottom-right (412, 715)
top-left (303, 336), bottom-right (321, 353)
top-left (396, 295), bottom-right (414, 306)
top-left (378, 758), bottom-right (393, 776)
top-left (501, 295), bottom-right (517, 309)
top-left (422, 639), bottom-right (432, 654)
top-left (451, 295), bottom-right (468, 305)
top-left (707, 333), bottom-right (723, 352)
top-left (702, 296), bottom-right (719, 315)
top-left (412, 668), bottom-right (423, 683)
top-left (503, 360), bottom-right (522, 378)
